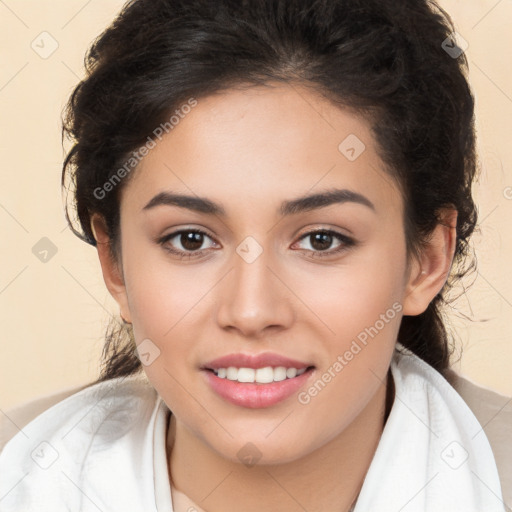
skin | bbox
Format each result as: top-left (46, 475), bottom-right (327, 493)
top-left (91, 83), bottom-right (457, 512)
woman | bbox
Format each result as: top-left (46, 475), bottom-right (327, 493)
top-left (0, 0), bottom-right (509, 511)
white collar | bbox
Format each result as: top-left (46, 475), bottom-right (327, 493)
top-left (351, 343), bottom-right (505, 511)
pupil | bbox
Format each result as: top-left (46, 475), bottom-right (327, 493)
top-left (311, 232), bottom-right (331, 251)
top-left (182, 232), bottom-right (203, 250)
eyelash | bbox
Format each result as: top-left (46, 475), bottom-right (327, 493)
top-left (157, 228), bottom-right (356, 260)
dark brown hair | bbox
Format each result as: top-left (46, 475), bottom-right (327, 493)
top-left (62, 0), bottom-right (477, 382)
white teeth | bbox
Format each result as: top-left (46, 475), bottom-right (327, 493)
top-left (213, 365), bottom-right (310, 383)
top-left (226, 367), bottom-right (239, 380)
top-left (273, 366), bottom-right (287, 381)
top-left (255, 366), bottom-right (274, 383)
top-left (286, 368), bottom-right (297, 378)
top-left (237, 368), bottom-right (255, 383)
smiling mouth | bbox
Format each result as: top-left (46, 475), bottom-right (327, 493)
top-left (205, 365), bottom-right (315, 384)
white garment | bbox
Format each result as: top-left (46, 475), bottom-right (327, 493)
top-left (352, 345), bottom-right (506, 512)
top-left (0, 344), bottom-right (506, 511)
top-left (0, 376), bottom-right (173, 512)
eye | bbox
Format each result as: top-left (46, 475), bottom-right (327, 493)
top-left (293, 229), bottom-right (356, 259)
top-left (157, 227), bottom-right (356, 260)
top-left (157, 228), bottom-right (217, 259)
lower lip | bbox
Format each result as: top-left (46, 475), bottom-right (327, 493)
top-left (202, 368), bottom-right (314, 409)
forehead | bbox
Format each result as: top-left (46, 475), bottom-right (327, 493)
top-left (121, 83), bottom-right (402, 218)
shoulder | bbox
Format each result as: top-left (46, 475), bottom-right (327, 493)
top-left (392, 343), bottom-right (512, 510)
top-left (0, 384), bottom-right (88, 452)
top-left (0, 374), bottom-right (165, 511)
top-left (391, 346), bottom-right (511, 509)
top-left (443, 367), bottom-right (512, 508)
top-left (0, 375), bottom-right (156, 450)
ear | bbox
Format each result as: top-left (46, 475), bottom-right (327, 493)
top-left (90, 213), bottom-right (132, 323)
top-left (402, 207), bottom-right (458, 316)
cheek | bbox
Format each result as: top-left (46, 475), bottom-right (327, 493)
top-left (123, 250), bottom-right (225, 396)
top-left (125, 259), bottom-right (207, 421)
top-left (297, 241), bottom-right (406, 336)
top-left (124, 242), bottom-right (208, 333)
top-left (291, 265), bottom-right (404, 445)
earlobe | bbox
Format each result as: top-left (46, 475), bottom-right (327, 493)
top-left (90, 214), bottom-right (132, 323)
top-left (402, 208), bottom-right (458, 316)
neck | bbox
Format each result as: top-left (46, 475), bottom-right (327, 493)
top-left (167, 370), bottom-right (394, 512)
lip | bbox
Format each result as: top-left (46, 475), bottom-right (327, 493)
top-left (201, 351), bottom-right (315, 409)
top-left (202, 351), bottom-right (312, 370)
top-left (202, 367), bottom-right (315, 409)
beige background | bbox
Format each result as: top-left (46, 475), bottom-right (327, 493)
top-left (0, 0), bottom-right (511, 411)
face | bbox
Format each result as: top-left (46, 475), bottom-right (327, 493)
top-left (99, 83), bottom-right (434, 465)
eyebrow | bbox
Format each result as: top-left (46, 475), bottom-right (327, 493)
top-left (142, 188), bottom-right (376, 216)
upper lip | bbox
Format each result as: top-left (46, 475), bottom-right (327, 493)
top-left (202, 352), bottom-right (313, 370)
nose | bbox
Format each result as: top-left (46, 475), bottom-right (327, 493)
top-left (215, 242), bottom-right (294, 338)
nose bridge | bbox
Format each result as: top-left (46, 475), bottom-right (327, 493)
top-left (215, 236), bottom-right (293, 335)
